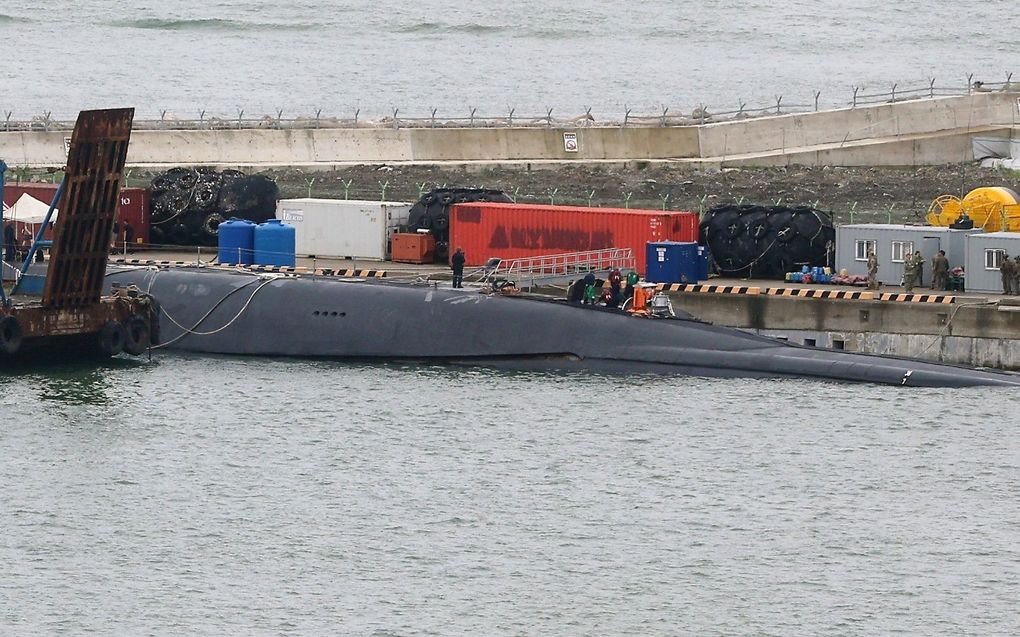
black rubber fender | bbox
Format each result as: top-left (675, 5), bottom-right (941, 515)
top-left (170, 223), bottom-right (193, 245)
top-left (193, 184), bottom-right (218, 211)
top-left (98, 320), bottom-right (126, 357)
top-left (432, 214), bottom-right (450, 231)
top-left (201, 212), bottom-right (225, 238)
top-left (123, 315), bottom-right (151, 356)
top-left (0, 315), bottom-right (23, 355)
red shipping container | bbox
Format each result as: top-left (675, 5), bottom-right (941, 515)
top-left (2, 183), bottom-right (151, 245)
top-left (449, 203), bottom-right (699, 273)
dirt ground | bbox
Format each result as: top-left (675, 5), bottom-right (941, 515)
top-left (255, 164), bottom-right (1019, 225)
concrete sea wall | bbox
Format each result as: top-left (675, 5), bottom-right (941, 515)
top-left (2, 93), bottom-right (1017, 169)
top-left (663, 290), bottom-right (1020, 370)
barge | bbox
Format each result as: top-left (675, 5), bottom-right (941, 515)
top-left (1, 109), bottom-right (158, 363)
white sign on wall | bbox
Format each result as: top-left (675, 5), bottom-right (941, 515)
top-left (563, 132), bottom-right (578, 153)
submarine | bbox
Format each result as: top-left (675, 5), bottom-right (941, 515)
top-left (105, 265), bottom-right (1020, 388)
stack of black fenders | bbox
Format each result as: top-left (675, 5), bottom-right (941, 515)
top-left (148, 168), bottom-right (280, 246)
top-left (406, 188), bottom-right (512, 262)
top-left (699, 204), bottom-right (836, 279)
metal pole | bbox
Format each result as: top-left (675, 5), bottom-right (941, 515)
top-left (0, 160), bottom-right (8, 305)
top-left (20, 177), bottom-right (64, 274)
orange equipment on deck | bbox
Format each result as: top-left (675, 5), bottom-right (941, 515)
top-left (391, 232), bottom-right (436, 264)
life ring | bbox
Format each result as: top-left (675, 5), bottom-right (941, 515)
top-left (0, 316), bottom-right (23, 355)
top-left (98, 320), bottom-right (126, 357)
top-left (123, 315), bottom-right (151, 356)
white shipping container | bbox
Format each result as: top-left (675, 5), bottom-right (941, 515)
top-left (275, 198), bottom-right (412, 259)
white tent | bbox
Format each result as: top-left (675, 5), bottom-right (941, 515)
top-left (4, 193), bottom-right (60, 224)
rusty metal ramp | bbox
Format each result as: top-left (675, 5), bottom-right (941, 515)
top-left (42, 108), bottom-right (134, 308)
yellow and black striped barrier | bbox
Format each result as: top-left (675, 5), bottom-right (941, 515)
top-left (112, 258), bottom-right (194, 267)
top-left (111, 258), bottom-right (387, 278)
top-left (334, 269), bottom-right (387, 278)
top-left (765, 288), bottom-right (875, 300)
top-left (655, 282), bottom-right (956, 304)
top-left (656, 283), bottom-right (761, 295)
top-left (879, 292), bottom-right (956, 304)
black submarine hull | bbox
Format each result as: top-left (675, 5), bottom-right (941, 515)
top-left (105, 267), bottom-right (1020, 387)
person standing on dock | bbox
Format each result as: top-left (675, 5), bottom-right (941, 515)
top-left (3, 222), bottom-right (15, 264)
top-left (903, 253), bottom-right (917, 292)
top-left (1013, 255), bottom-right (1020, 296)
top-left (866, 250), bottom-right (879, 290)
top-left (450, 247), bottom-right (466, 288)
top-left (999, 252), bottom-right (1013, 295)
top-left (932, 250), bottom-right (950, 291)
top-left (913, 251), bottom-right (924, 287)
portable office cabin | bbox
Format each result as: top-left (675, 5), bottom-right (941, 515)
top-left (835, 224), bottom-right (978, 286)
top-left (275, 198), bottom-right (412, 259)
top-left (964, 232), bottom-right (1020, 293)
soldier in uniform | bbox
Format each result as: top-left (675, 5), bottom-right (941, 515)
top-left (932, 250), bottom-right (950, 291)
top-left (1000, 252), bottom-right (1013, 295)
top-left (903, 251), bottom-right (917, 292)
top-left (913, 251), bottom-right (924, 287)
top-left (1013, 255), bottom-right (1020, 295)
top-left (866, 250), bottom-right (879, 290)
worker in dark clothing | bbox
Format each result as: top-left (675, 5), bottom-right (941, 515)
top-left (124, 221), bottom-right (135, 251)
top-left (3, 222), bottom-right (15, 263)
top-left (450, 247), bottom-right (466, 288)
top-left (606, 269), bottom-right (624, 308)
top-left (566, 279), bottom-right (585, 303)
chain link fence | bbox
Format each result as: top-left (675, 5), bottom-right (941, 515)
top-left (3, 74), bottom-right (1016, 132)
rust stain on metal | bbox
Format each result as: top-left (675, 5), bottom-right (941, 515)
top-left (43, 108), bottom-right (135, 309)
top-left (1, 296), bottom-right (151, 338)
top-left (1, 108), bottom-right (159, 362)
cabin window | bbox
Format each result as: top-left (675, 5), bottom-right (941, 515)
top-left (891, 241), bottom-right (913, 263)
top-left (855, 240), bottom-right (877, 261)
top-left (985, 248), bottom-right (1006, 270)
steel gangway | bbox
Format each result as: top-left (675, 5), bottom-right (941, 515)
top-left (475, 248), bottom-right (636, 289)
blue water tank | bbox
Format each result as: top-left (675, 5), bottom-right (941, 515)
top-left (645, 241), bottom-right (700, 284)
top-left (218, 218), bottom-right (256, 265)
top-left (254, 219), bottom-right (296, 267)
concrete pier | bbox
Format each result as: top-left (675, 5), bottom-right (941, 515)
top-left (656, 284), bottom-right (1020, 370)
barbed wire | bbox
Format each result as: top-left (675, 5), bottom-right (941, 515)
top-left (2, 74), bottom-right (1016, 133)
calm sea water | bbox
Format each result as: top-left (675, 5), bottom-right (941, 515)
top-left (1, 0), bottom-right (1016, 119)
top-left (1, 354), bottom-right (1018, 635)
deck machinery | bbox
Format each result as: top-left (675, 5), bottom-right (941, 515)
top-left (0, 108), bottom-right (158, 362)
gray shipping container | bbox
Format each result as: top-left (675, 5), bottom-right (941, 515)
top-left (835, 224), bottom-right (979, 287)
top-left (276, 198), bottom-right (412, 259)
top-left (964, 232), bottom-right (1020, 293)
